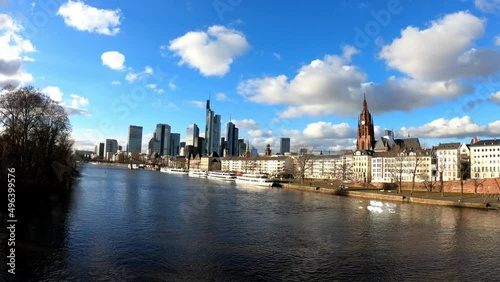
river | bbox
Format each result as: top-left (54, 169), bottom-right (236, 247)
top-left (2, 163), bottom-right (499, 281)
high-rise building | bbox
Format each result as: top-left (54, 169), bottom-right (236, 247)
top-left (238, 139), bottom-right (246, 157)
top-left (104, 139), bottom-right (118, 160)
top-left (95, 142), bottom-right (104, 159)
top-left (155, 123), bottom-right (171, 156)
top-left (205, 99), bottom-right (221, 156)
top-left (127, 125), bottom-right (143, 153)
top-left (356, 94), bottom-right (375, 150)
top-left (169, 133), bottom-right (180, 156)
top-left (226, 121), bottom-right (239, 156)
top-left (186, 123), bottom-right (199, 147)
top-left (280, 138), bottom-right (291, 155)
top-left (148, 132), bottom-right (160, 156)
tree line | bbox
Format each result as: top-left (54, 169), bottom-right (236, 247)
top-left (0, 85), bottom-right (76, 202)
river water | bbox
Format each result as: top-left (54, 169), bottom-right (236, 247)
top-left (2, 164), bottom-right (499, 281)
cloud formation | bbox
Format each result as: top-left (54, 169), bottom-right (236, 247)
top-left (0, 14), bottom-right (35, 87)
top-left (42, 86), bottom-right (90, 116)
top-left (101, 51), bottom-right (125, 70)
top-left (168, 25), bottom-right (250, 76)
top-left (379, 11), bottom-right (500, 81)
top-left (474, 0), bottom-right (500, 14)
top-left (57, 1), bottom-right (122, 35)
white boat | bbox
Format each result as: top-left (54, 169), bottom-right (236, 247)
top-left (160, 167), bottom-right (188, 174)
top-left (207, 171), bottom-right (237, 181)
top-left (236, 173), bottom-right (274, 187)
top-left (188, 169), bottom-right (207, 177)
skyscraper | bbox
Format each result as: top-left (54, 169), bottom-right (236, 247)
top-left (205, 99), bottom-right (221, 156)
top-left (186, 123), bottom-right (199, 147)
top-left (148, 132), bottom-right (160, 156)
top-left (169, 133), bottom-right (180, 156)
top-left (104, 139), bottom-right (118, 160)
top-left (127, 125), bottom-right (143, 153)
top-left (155, 123), bottom-right (171, 156)
top-left (226, 121), bottom-right (239, 156)
top-left (280, 138), bottom-right (291, 155)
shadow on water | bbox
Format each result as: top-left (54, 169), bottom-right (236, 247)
top-left (0, 177), bottom-right (76, 281)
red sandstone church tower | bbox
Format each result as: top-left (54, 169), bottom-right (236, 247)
top-left (356, 94), bottom-right (375, 150)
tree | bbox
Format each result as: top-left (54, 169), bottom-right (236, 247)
top-left (409, 151), bottom-right (425, 196)
top-left (292, 146), bottom-right (315, 184)
top-left (0, 85), bottom-right (74, 190)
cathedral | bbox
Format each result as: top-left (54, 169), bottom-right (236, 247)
top-left (356, 94), bottom-right (375, 151)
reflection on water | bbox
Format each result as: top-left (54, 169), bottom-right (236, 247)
top-left (1, 163), bottom-right (499, 281)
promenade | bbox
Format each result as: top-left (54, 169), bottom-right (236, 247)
top-left (281, 183), bottom-right (500, 210)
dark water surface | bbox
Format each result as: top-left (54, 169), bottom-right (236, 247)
top-left (2, 164), bottom-right (499, 281)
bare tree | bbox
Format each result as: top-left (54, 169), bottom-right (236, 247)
top-left (410, 151), bottom-right (425, 196)
top-left (292, 146), bottom-right (316, 184)
top-left (0, 85), bottom-right (74, 189)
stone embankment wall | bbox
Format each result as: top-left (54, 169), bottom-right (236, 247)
top-left (369, 178), bottom-right (500, 194)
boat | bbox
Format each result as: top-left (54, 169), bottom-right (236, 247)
top-left (188, 169), bottom-right (208, 177)
top-left (130, 164), bottom-right (140, 169)
top-left (160, 167), bottom-right (189, 174)
top-left (236, 173), bottom-right (274, 187)
top-left (207, 171), bottom-right (237, 181)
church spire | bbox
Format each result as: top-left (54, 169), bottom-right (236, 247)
top-left (356, 94), bottom-right (375, 151)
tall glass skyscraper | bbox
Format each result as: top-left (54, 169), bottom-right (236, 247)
top-left (280, 137), bottom-right (291, 155)
top-left (155, 123), bottom-right (171, 156)
top-left (226, 122), bottom-right (239, 156)
top-left (186, 123), bottom-right (199, 147)
top-left (169, 133), bottom-right (180, 156)
top-left (205, 99), bottom-right (221, 156)
top-left (127, 125), bottom-right (143, 153)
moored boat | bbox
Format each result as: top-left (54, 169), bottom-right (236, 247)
top-left (236, 173), bottom-right (274, 187)
top-left (188, 169), bottom-right (208, 177)
top-left (207, 171), bottom-right (237, 181)
top-left (160, 167), bottom-right (189, 174)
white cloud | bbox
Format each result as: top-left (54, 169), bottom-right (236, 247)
top-left (248, 129), bottom-right (274, 138)
top-left (168, 25), bottom-right (250, 76)
top-left (42, 86), bottom-right (63, 102)
top-left (215, 92), bottom-right (228, 101)
top-left (272, 52), bottom-right (281, 60)
top-left (101, 51), bottom-right (125, 70)
top-left (0, 14), bottom-right (35, 87)
top-left (398, 116), bottom-right (500, 139)
top-left (42, 86), bottom-right (90, 116)
top-left (168, 82), bottom-right (176, 90)
top-left (474, 0), bottom-right (500, 14)
top-left (379, 11), bottom-right (500, 81)
top-left (125, 66), bottom-right (152, 83)
top-left (57, 1), bottom-right (122, 36)
top-left (233, 119), bottom-right (258, 129)
top-left (495, 35), bottom-right (500, 46)
top-left (111, 80), bottom-right (121, 85)
top-left (70, 93), bottom-right (89, 108)
top-left (302, 122), bottom-right (355, 139)
top-left (146, 84), bottom-right (156, 89)
top-left (190, 100), bottom-right (205, 108)
top-left (489, 91), bottom-right (500, 103)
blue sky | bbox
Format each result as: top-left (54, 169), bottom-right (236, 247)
top-left (1, 0), bottom-right (500, 154)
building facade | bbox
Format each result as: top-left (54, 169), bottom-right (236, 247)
top-left (205, 99), bottom-right (221, 156)
top-left (435, 143), bottom-right (461, 181)
top-left (104, 139), bottom-right (118, 161)
top-left (127, 125), bottom-right (143, 154)
top-left (221, 156), bottom-right (292, 175)
top-left (470, 139), bottom-right (500, 179)
top-left (155, 123), bottom-right (171, 156)
top-left (225, 121), bottom-right (239, 156)
top-left (186, 123), bottom-right (199, 147)
top-left (169, 133), bottom-right (180, 156)
top-left (280, 137), bottom-right (291, 155)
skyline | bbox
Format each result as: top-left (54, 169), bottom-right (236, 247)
top-left (1, 0), bottom-right (500, 153)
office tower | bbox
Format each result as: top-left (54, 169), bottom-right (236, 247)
top-left (155, 123), bottom-right (171, 156)
top-left (238, 139), bottom-right (246, 157)
top-left (186, 123), bottom-right (199, 147)
top-left (104, 139), bottom-right (118, 160)
top-left (148, 132), bottom-right (160, 156)
top-left (95, 142), bottom-right (105, 159)
top-left (195, 137), bottom-right (206, 156)
top-left (226, 122), bottom-right (239, 156)
top-left (169, 133), bottom-right (180, 156)
top-left (280, 138), bottom-right (291, 155)
top-left (251, 147), bottom-right (258, 156)
top-left (127, 125), bottom-right (143, 153)
top-left (220, 137), bottom-right (226, 157)
top-left (205, 99), bottom-right (221, 156)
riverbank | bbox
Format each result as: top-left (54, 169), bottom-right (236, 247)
top-left (281, 183), bottom-right (499, 210)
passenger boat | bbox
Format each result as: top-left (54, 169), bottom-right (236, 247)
top-left (188, 169), bottom-right (208, 177)
top-left (160, 167), bottom-right (188, 174)
top-left (236, 173), bottom-right (274, 187)
top-left (207, 171), bottom-right (237, 181)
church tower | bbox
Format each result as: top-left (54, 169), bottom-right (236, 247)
top-left (356, 94), bottom-right (375, 150)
